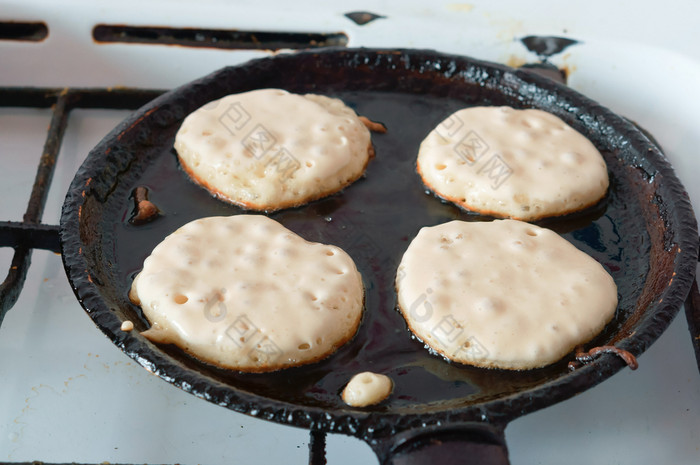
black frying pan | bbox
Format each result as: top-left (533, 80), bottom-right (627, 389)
top-left (59, 48), bottom-right (698, 464)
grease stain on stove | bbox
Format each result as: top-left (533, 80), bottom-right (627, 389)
top-left (5, 362), bottom-right (141, 459)
top-left (11, 383), bottom-right (64, 453)
top-left (446, 3), bottom-right (475, 13)
top-left (505, 55), bottom-right (527, 69)
top-left (489, 17), bottom-right (525, 42)
top-left (63, 374), bottom-right (87, 389)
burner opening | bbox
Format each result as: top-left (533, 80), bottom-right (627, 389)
top-left (0, 21), bottom-right (49, 42)
top-left (92, 24), bottom-right (349, 50)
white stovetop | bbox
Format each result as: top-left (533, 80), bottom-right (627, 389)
top-left (1, 1), bottom-right (699, 463)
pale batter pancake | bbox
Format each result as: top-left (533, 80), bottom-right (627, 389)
top-left (395, 219), bottom-right (618, 370)
top-left (417, 106), bottom-right (609, 221)
top-left (175, 89), bottom-right (373, 211)
top-left (129, 215), bottom-right (364, 372)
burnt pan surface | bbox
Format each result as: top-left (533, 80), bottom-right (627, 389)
top-left (60, 49), bottom-right (697, 439)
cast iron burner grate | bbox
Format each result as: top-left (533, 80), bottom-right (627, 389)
top-left (0, 86), bottom-right (329, 465)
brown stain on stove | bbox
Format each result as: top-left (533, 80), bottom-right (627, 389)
top-left (11, 355), bottom-right (138, 435)
top-left (446, 3), bottom-right (475, 13)
top-left (506, 55), bottom-right (527, 69)
top-left (561, 63), bottom-right (577, 79)
top-left (494, 18), bottom-right (525, 42)
top-left (12, 368), bottom-right (163, 456)
top-left (10, 375), bottom-right (86, 447)
top-left (63, 374), bottom-right (87, 389)
top-left (81, 353), bottom-right (137, 373)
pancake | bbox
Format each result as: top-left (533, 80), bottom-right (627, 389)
top-left (174, 89), bottom-right (373, 211)
top-left (417, 106), bottom-right (609, 221)
top-left (129, 215), bottom-right (364, 372)
top-left (395, 219), bottom-right (618, 370)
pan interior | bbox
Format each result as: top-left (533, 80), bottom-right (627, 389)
top-left (66, 50), bottom-right (690, 424)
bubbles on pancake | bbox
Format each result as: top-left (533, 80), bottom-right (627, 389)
top-left (174, 89), bottom-right (373, 211)
top-left (129, 215), bottom-right (364, 372)
top-left (395, 219), bottom-right (618, 370)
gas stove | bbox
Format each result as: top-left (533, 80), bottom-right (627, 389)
top-left (1, 1), bottom-right (699, 463)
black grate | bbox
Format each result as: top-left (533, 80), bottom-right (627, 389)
top-left (0, 21), bottom-right (49, 42)
top-left (0, 87), bottom-right (164, 326)
top-left (0, 86), bottom-right (328, 465)
top-left (93, 24), bottom-right (348, 50)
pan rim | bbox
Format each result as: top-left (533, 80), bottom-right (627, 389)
top-left (59, 47), bottom-right (698, 440)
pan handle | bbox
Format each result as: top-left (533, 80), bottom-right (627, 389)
top-left (370, 422), bottom-right (509, 465)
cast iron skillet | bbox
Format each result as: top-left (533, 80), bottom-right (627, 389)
top-left (60, 48), bottom-right (698, 464)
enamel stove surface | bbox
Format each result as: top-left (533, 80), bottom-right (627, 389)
top-left (1, 1), bottom-right (699, 463)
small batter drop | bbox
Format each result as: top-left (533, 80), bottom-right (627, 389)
top-left (342, 372), bottom-right (393, 407)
